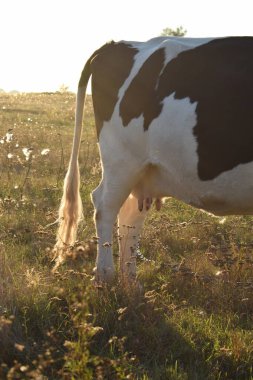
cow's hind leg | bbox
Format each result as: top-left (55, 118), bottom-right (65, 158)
top-left (118, 194), bottom-right (148, 281)
top-left (92, 178), bottom-right (131, 283)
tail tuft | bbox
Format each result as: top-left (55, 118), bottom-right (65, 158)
top-left (53, 162), bottom-right (83, 268)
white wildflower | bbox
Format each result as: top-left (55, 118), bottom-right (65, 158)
top-left (6, 131), bottom-right (13, 142)
top-left (22, 147), bottom-right (33, 161)
top-left (216, 270), bottom-right (222, 276)
top-left (7, 153), bottom-right (13, 159)
top-left (41, 148), bottom-right (50, 156)
top-left (0, 139), bottom-right (4, 144)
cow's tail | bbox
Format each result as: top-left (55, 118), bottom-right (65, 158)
top-left (54, 57), bottom-right (93, 268)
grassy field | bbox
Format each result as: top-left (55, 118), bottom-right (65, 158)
top-left (0, 92), bottom-right (253, 380)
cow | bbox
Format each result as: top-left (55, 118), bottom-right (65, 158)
top-left (54, 36), bottom-right (253, 282)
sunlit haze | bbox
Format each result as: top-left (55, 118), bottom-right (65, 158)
top-left (1, 0), bottom-right (253, 93)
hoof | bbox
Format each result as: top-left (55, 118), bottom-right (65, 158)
top-left (120, 275), bottom-right (143, 294)
top-left (93, 266), bottom-right (115, 284)
top-left (120, 272), bottom-right (137, 286)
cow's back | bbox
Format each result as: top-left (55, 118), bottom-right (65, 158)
top-left (89, 37), bottom-right (253, 216)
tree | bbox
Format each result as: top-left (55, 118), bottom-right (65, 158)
top-left (58, 84), bottom-right (70, 93)
top-left (160, 26), bottom-right (187, 37)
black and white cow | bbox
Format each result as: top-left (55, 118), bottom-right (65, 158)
top-left (55, 36), bottom-right (253, 282)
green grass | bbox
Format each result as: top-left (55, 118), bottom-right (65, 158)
top-left (0, 92), bottom-right (253, 379)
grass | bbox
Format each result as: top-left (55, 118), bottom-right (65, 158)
top-left (0, 91), bottom-right (253, 379)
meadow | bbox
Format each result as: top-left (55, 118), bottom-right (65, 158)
top-left (0, 92), bottom-right (253, 379)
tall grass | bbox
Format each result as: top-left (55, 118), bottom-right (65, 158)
top-left (0, 92), bottom-right (252, 379)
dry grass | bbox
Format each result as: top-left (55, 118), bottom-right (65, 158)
top-left (0, 92), bottom-right (252, 379)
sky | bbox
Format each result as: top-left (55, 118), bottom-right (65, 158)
top-left (1, 0), bottom-right (253, 93)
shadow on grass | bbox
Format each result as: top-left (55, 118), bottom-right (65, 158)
top-left (87, 284), bottom-right (234, 380)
